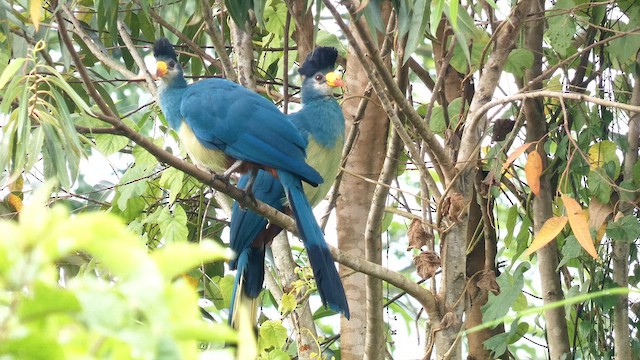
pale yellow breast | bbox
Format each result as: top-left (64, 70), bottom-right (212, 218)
top-left (303, 137), bottom-right (344, 207)
top-left (178, 123), bottom-right (228, 173)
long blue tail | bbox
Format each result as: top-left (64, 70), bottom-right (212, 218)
top-left (228, 171), bottom-right (284, 326)
top-left (277, 170), bottom-right (350, 319)
top-left (229, 245), bottom-right (265, 327)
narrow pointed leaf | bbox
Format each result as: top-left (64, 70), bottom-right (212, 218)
top-left (523, 216), bottom-right (567, 256)
top-left (561, 193), bottom-right (599, 259)
top-left (502, 142), bottom-right (534, 170)
top-left (30, 0), bottom-right (41, 31)
top-left (524, 151), bottom-right (542, 196)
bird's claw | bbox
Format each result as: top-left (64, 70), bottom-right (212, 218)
top-left (241, 187), bottom-right (258, 209)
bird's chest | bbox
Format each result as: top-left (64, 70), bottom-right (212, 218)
top-left (177, 123), bottom-right (229, 173)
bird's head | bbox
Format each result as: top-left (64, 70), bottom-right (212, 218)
top-left (299, 46), bottom-right (344, 97)
top-left (153, 38), bottom-right (183, 83)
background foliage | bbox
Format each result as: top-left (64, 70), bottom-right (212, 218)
top-left (0, 0), bottom-right (639, 359)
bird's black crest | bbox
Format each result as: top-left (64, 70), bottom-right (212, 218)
top-left (153, 37), bottom-right (178, 60)
top-left (298, 47), bottom-right (338, 77)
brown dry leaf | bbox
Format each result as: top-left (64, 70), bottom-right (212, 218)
top-left (443, 192), bottom-right (465, 222)
top-left (439, 311), bottom-right (459, 330)
top-left (477, 270), bottom-right (500, 295)
top-left (589, 198), bottom-right (613, 230)
top-left (561, 193), bottom-right (599, 259)
top-left (596, 223), bottom-right (607, 244)
top-left (414, 250), bottom-right (441, 280)
top-left (502, 142), bottom-right (534, 170)
top-left (407, 218), bottom-right (433, 251)
top-left (525, 151), bottom-right (543, 196)
top-left (523, 216), bottom-right (568, 256)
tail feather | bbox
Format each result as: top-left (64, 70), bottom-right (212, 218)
top-left (229, 247), bottom-right (264, 327)
top-left (277, 170), bottom-right (350, 319)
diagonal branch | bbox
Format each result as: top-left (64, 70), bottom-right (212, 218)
top-left (323, 0), bottom-right (453, 182)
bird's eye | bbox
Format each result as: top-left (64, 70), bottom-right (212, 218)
top-left (314, 74), bottom-right (324, 82)
top-left (168, 60), bottom-right (176, 69)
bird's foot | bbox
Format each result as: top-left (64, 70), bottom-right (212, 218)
top-left (240, 186), bottom-right (258, 209)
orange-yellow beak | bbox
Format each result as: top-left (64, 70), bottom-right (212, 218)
top-left (156, 61), bottom-right (168, 79)
top-left (326, 71), bottom-right (344, 87)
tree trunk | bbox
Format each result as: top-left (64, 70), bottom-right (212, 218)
top-left (522, 1), bottom-right (572, 358)
top-left (338, 15), bottom-right (389, 358)
top-left (613, 51), bottom-right (640, 360)
top-left (438, 0), bottom-right (534, 356)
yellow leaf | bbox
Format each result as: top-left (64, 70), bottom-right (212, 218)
top-left (30, 0), bottom-right (41, 31)
top-left (502, 142), bottom-right (534, 171)
top-left (561, 193), bottom-right (599, 259)
top-left (524, 216), bottom-right (568, 256)
top-left (525, 151), bottom-right (542, 196)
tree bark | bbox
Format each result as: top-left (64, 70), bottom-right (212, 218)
top-left (230, 20), bottom-right (256, 90)
top-left (439, 0), bottom-right (534, 357)
top-left (613, 51), bottom-right (640, 360)
top-left (271, 233), bottom-right (318, 360)
top-left (522, 1), bottom-right (571, 358)
top-left (338, 14), bottom-right (389, 358)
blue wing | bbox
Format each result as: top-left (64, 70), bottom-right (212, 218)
top-left (179, 78), bottom-right (323, 186)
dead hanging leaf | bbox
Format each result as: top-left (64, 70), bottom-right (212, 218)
top-left (414, 250), bottom-right (441, 280)
top-left (561, 193), bottom-right (599, 259)
top-left (407, 218), bottom-right (434, 251)
top-left (477, 270), bottom-right (500, 295)
top-left (523, 216), bottom-right (568, 256)
top-left (442, 192), bottom-right (465, 222)
top-left (588, 198), bottom-right (613, 231)
top-left (502, 142), bottom-right (534, 171)
top-left (525, 151), bottom-right (543, 196)
top-left (439, 311), bottom-right (459, 330)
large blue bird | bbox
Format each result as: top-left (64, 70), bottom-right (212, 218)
top-left (153, 37), bottom-right (322, 189)
top-left (229, 47), bottom-right (349, 323)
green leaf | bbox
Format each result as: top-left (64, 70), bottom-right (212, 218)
top-left (17, 281), bottom-right (81, 320)
top-left (430, 0), bottom-right (445, 36)
top-left (225, 0), bottom-right (252, 27)
top-left (558, 235), bottom-right (583, 268)
top-left (588, 140), bottom-right (620, 178)
top-left (267, 349), bottom-right (290, 360)
top-left (157, 205), bottom-right (189, 243)
top-left (263, 1), bottom-right (288, 36)
top-left (503, 49), bottom-right (534, 78)
top-left (152, 240), bottom-right (228, 280)
top-left (448, 0), bottom-right (459, 29)
top-left (403, 0), bottom-right (429, 63)
top-left (159, 167), bottom-right (185, 204)
top-left (95, 134), bottom-right (129, 156)
top-left (316, 30), bottom-right (348, 57)
top-left (259, 320), bottom-right (287, 350)
top-left (116, 164), bottom-right (154, 210)
top-left (0, 58), bottom-right (25, 90)
top-left (0, 336), bottom-right (65, 360)
top-left (545, 14), bottom-right (575, 57)
top-left (587, 168), bottom-right (612, 204)
top-left (482, 262), bottom-right (530, 323)
top-left (279, 292), bottom-right (297, 314)
top-left (606, 215), bottom-right (640, 242)
top-left (132, 139), bottom-right (159, 168)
